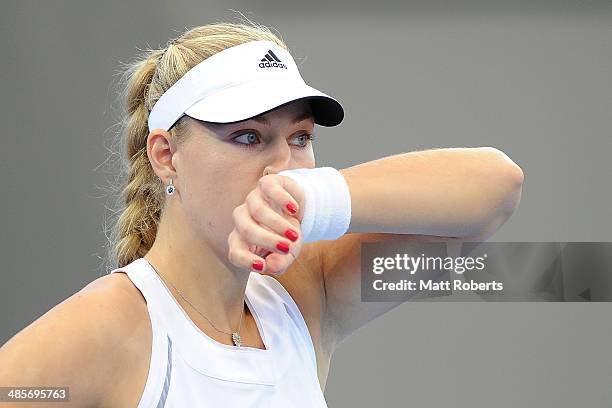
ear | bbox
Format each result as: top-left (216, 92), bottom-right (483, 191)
top-left (146, 129), bottom-right (176, 182)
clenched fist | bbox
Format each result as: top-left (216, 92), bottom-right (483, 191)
top-left (227, 173), bottom-right (305, 276)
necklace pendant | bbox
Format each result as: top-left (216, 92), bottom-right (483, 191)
top-left (232, 332), bottom-right (242, 347)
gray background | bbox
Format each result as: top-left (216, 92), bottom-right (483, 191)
top-left (2, 1), bottom-right (611, 406)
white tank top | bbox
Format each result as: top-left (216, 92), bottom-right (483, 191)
top-left (110, 257), bottom-right (328, 407)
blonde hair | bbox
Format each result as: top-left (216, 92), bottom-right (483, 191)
top-left (105, 22), bottom-right (287, 269)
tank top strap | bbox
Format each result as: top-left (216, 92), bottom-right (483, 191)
top-left (110, 258), bottom-right (167, 319)
top-left (109, 260), bottom-right (172, 408)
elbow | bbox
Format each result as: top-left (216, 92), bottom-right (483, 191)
top-left (465, 185), bottom-right (523, 242)
top-left (481, 147), bottom-right (524, 182)
top-left (464, 147), bottom-right (524, 240)
top-left (497, 149), bottom-right (524, 216)
top-left (505, 169), bottom-right (524, 217)
top-left (480, 146), bottom-right (524, 215)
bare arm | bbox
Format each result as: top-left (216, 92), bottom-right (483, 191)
top-left (318, 147), bottom-right (524, 349)
top-left (342, 146), bottom-right (524, 238)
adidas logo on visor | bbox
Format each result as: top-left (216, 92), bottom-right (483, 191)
top-left (259, 49), bottom-right (287, 69)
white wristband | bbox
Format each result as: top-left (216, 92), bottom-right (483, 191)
top-left (277, 167), bottom-right (352, 243)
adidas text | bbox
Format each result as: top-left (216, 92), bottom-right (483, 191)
top-left (259, 61), bottom-right (287, 69)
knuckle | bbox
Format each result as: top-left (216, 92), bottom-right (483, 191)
top-left (234, 220), bottom-right (247, 240)
top-left (232, 205), bottom-right (242, 221)
top-left (250, 202), bottom-right (265, 220)
top-left (258, 174), bottom-right (275, 191)
top-left (228, 250), bottom-right (243, 267)
top-left (245, 193), bottom-right (259, 214)
top-left (246, 189), bottom-right (258, 203)
top-left (227, 244), bottom-right (238, 261)
top-left (241, 226), bottom-right (254, 243)
top-left (257, 176), bottom-right (267, 189)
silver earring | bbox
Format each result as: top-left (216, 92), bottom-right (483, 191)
top-left (165, 178), bottom-right (175, 195)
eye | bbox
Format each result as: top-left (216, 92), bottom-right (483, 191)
top-left (231, 131), bottom-right (315, 150)
top-left (232, 131), bottom-right (260, 148)
top-left (292, 133), bottom-right (316, 148)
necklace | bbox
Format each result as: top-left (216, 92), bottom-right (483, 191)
top-left (145, 259), bottom-right (246, 347)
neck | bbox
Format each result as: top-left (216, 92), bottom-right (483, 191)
top-left (143, 203), bottom-right (250, 330)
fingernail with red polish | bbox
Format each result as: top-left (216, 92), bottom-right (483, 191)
top-left (285, 229), bottom-right (298, 242)
top-left (286, 202), bottom-right (298, 214)
top-left (252, 260), bottom-right (264, 271)
top-left (276, 241), bottom-right (290, 253)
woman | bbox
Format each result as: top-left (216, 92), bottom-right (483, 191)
top-left (0, 22), bottom-right (524, 407)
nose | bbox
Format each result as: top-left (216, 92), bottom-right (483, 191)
top-left (262, 140), bottom-right (292, 176)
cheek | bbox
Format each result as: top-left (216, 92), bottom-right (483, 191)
top-left (179, 161), bottom-right (259, 232)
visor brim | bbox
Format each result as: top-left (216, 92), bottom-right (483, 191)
top-left (183, 80), bottom-right (344, 128)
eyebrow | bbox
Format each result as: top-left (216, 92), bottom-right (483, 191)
top-left (250, 111), bottom-right (314, 126)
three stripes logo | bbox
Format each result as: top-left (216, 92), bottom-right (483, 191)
top-left (259, 49), bottom-right (287, 69)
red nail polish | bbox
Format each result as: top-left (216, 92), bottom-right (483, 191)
top-left (285, 229), bottom-right (298, 242)
top-left (286, 203), bottom-right (298, 214)
top-left (276, 241), bottom-right (290, 253)
top-left (252, 260), bottom-right (264, 271)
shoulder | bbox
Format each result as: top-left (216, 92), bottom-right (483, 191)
top-left (0, 272), bottom-right (151, 407)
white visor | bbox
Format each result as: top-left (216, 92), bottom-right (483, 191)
top-left (147, 40), bottom-right (344, 132)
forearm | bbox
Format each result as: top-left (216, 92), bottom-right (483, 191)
top-left (341, 147), bottom-right (524, 238)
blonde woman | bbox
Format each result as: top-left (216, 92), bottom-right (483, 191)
top-left (0, 22), bottom-right (524, 407)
